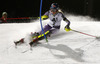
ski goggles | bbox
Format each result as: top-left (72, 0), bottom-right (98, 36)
top-left (50, 9), bottom-right (57, 12)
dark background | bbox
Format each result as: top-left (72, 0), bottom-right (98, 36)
top-left (0, 0), bottom-right (100, 19)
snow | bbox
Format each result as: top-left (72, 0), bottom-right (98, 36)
top-left (0, 15), bottom-right (100, 64)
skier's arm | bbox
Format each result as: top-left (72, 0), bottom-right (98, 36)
top-left (40, 11), bottom-right (49, 20)
top-left (61, 13), bottom-right (71, 31)
top-left (63, 18), bottom-right (70, 29)
top-left (41, 15), bottom-right (48, 20)
top-left (37, 15), bottom-right (48, 20)
top-left (64, 18), bottom-right (71, 31)
top-left (62, 14), bottom-right (70, 28)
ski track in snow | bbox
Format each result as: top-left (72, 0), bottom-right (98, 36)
top-left (0, 15), bottom-right (100, 64)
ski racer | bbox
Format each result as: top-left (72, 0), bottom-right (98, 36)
top-left (14, 3), bottom-right (71, 47)
top-left (0, 12), bottom-right (7, 23)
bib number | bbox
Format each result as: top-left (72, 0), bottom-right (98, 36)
top-left (52, 18), bottom-right (58, 26)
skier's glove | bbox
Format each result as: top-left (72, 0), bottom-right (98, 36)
top-left (41, 15), bottom-right (48, 20)
top-left (64, 25), bottom-right (71, 32)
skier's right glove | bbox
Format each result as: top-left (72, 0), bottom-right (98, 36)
top-left (41, 15), bottom-right (48, 20)
top-left (64, 25), bottom-right (71, 32)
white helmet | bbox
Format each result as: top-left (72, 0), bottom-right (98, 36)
top-left (2, 12), bottom-right (7, 16)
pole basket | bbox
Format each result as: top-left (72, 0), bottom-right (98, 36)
top-left (96, 37), bottom-right (100, 41)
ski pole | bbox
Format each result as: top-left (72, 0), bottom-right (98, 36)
top-left (71, 29), bottom-right (100, 40)
top-left (71, 29), bottom-right (96, 37)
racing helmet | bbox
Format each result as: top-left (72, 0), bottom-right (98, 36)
top-left (50, 3), bottom-right (59, 10)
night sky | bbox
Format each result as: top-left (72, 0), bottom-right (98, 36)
top-left (0, 0), bottom-right (100, 18)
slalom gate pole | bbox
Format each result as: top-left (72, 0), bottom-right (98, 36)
top-left (39, 0), bottom-right (48, 42)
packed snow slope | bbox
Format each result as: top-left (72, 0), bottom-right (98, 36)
top-left (0, 15), bottom-right (100, 64)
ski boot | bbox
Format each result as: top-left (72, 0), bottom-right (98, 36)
top-left (29, 37), bottom-right (38, 47)
top-left (29, 32), bottom-right (39, 47)
top-left (14, 38), bottom-right (24, 46)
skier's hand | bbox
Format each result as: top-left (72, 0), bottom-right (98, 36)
top-left (65, 25), bottom-right (70, 29)
top-left (64, 25), bottom-right (71, 32)
top-left (41, 15), bottom-right (48, 20)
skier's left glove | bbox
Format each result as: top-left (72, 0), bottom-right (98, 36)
top-left (64, 25), bottom-right (71, 32)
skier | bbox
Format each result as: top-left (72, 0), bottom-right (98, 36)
top-left (14, 3), bottom-right (71, 47)
top-left (0, 12), bottom-right (7, 23)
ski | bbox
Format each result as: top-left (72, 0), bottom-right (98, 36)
top-left (14, 38), bottom-right (24, 47)
top-left (13, 32), bottom-right (41, 53)
top-left (14, 40), bottom-right (41, 53)
top-left (21, 48), bottom-right (31, 53)
top-left (21, 43), bottom-right (40, 53)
